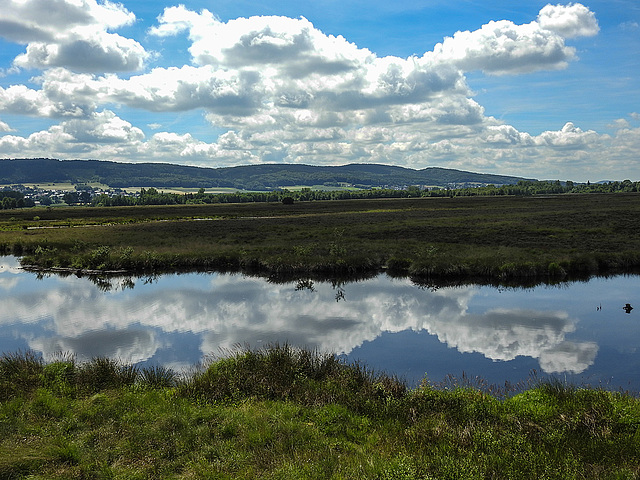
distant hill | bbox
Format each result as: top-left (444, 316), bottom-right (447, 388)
top-left (0, 158), bottom-right (530, 190)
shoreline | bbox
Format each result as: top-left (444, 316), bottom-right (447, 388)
top-left (16, 257), bottom-right (640, 290)
top-left (3, 193), bottom-right (640, 287)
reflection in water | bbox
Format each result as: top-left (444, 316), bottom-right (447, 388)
top-left (29, 330), bottom-right (158, 365)
top-left (0, 255), bottom-right (639, 388)
top-left (429, 308), bottom-right (597, 374)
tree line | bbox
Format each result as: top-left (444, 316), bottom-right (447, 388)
top-left (89, 187), bottom-right (413, 207)
top-left (0, 191), bottom-right (34, 210)
top-left (2, 180), bottom-right (639, 210)
top-left (89, 180), bottom-right (640, 207)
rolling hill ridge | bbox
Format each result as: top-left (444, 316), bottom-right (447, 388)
top-left (0, 158), bottom-right (530, 190)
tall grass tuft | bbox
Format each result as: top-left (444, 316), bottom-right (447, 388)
top-left (75, 357), bottom-right (138, 393)
top-left (178, 343), bottom-right (407, 415)
top-left (140, 365), bottom-right (178, 388)
top-left (41, 354), bottom-right (77, 397)
top-left (0, 350), bottom-right (43, 400)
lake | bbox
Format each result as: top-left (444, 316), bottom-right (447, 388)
top-left (1, 255), bottom-right (639, 391)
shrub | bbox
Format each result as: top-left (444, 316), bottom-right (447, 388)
top-left (548, 262), bottom-right (567, 277)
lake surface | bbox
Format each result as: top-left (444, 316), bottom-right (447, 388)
top-left (2, 255), bottom-right (640, 391)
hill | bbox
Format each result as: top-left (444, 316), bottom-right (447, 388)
top-left (0, 158), bottom-right (529, 190)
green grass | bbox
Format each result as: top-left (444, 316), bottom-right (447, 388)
top-left (1, 347), bottom-right (640, 479)
top-left (2, 193), bottom-right (640, 282)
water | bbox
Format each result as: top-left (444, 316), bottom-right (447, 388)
top-left (2, 255), bottom-right (640, 391)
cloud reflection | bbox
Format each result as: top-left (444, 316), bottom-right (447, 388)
top-left (28, 329), bottom-right (159, 364)
top-left (0, 256), bottom-right (23, 290)
top-left (0, 268), bottom-right (596, 373)
top-left (425, 308), bottom-right (597, 374)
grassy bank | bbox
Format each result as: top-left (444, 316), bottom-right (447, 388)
top-left (1, 347), bottom-right (639, 479)
top-left (2, 193), bottom-right (640, 283)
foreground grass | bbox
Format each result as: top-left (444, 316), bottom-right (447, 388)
top-left (1, 347), bottom-right (640, 479)
top-left (2, 193), bottom-right (640, 282)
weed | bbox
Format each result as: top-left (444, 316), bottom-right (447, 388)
top-left (42, 360), bottom-right (76, 396)
top-left (328, 227), bottom-right (347, 257)
top-left (292, 244), bottom-right (314, 256)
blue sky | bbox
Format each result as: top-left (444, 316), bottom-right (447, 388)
top-left (0, 0), bottom-right (638, 181)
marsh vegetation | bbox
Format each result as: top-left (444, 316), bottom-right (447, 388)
top-left (1, 193), bottom-right (640, 282)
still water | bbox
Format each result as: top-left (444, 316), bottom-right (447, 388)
top-left (1, 256), bottom-right (640, 391)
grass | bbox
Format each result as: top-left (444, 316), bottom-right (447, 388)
top-left (1, 347), bottom-right (640, 479)
top-left (2, 193), bottom-right (640, 283)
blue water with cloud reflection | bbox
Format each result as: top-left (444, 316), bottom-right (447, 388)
top-left (1, 255), bottom-right (639, 391)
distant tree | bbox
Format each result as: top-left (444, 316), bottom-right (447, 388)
top-left (63, 192), bottom-right (79, 205)
top-left (1, 197), bottom-right (16, 209)
top-left (282, 196), bottom-right (294, 205)
top-left (406, 185), bottom-right (422, 197)
top-left (0, 190), bottom-right (27, 209)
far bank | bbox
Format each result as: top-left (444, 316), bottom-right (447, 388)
top-left (2, 193), bottom-right (640, 284)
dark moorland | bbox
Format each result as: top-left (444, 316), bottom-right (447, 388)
top-left (1, 192), bottom-right (639, 283)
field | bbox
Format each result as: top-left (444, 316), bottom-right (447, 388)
top-left (281, 184), bottom-right (363, 191)
top-left (2, 347), bottom-right (640, 479)
top-left (1, 193), bottom-right (640, 283)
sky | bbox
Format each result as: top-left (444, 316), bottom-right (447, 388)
top-left (0, 0), bottom-right (638, 182)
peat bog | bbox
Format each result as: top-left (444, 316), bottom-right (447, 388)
top-left (1, 193), bottom-right (640, 284)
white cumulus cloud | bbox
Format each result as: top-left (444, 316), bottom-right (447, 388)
top-left (0, 2), bottom-right (625, 180)
top-left (537, 3), bottom-right (599, 38)
top-left (0, 0), bottom-right (148, 72)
